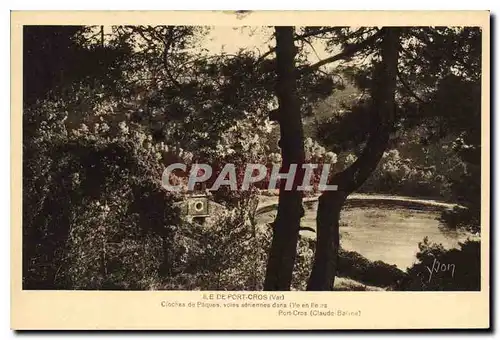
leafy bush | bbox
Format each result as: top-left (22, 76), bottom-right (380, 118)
top-left (23, 101), bottom-right (182, 289)
top-left (440, 206), bottom-right (480, 234)
top-left (159, 203), bottom-right (268, 290)
top-left (22, 93), bottom-right (318, 290)
top-left (359, 149), bottom-right (449, 198)
top-left (160, 204), bottom-right (316, 291)
top-left (291, 237), bottom-right (315, 291)
top-left (397, 238), bottom-right (480, 291)
top-left (337, 248), bottom-right (407, 288)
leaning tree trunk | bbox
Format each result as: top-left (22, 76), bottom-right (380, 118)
top-left (307, 27), bottom-right (400, 291)
top-left (263, 26), bottom-right (306, 291)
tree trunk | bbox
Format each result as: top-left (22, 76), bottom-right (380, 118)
top-left (307, 191), bottom-right (346, 290)
top-left (263, 26), bottom-right (305, 291)
top-left (307, 27), bottom-right (400, 291)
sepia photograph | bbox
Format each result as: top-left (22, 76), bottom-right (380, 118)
top-left (11, 10), bottom-right (490, 330)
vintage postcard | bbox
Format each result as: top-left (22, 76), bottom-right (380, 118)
top-left (11, 10), bottom-right (490, 330)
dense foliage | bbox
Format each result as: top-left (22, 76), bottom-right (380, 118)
top-left (399, 238), bottom-right (480, 291)
top-left (22, 25), bottom-right (482, 290)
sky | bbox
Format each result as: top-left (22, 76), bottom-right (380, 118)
top-left (95, 25), bottom-right (335, 68)
top-left (200, 26), bottom-right (333, 65)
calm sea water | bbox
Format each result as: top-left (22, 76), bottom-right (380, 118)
top-left (256, 200), bottom-right (474, 270)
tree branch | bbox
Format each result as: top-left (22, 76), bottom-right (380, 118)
top-left (397, 69), bottom-right (428, 104)
top-left (254, 27), bottom-right (340, 64)
top-left (298, 29), bottom-right (384, 75)
top-left (301, 37), bottom-right (322, 62)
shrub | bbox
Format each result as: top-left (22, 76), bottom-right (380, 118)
top-left (23, 102), bottom-right (182, 289)
top-left (358, 149), bottom-right (447, 198)
top-left (160, 203), bottom-right (316, 291)
top-left (337, 248), bottom-right (407, 288)
top-left (397, 238), bottom-right (480, 291)
top-left (160, 204), bottom-right (269, 290)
